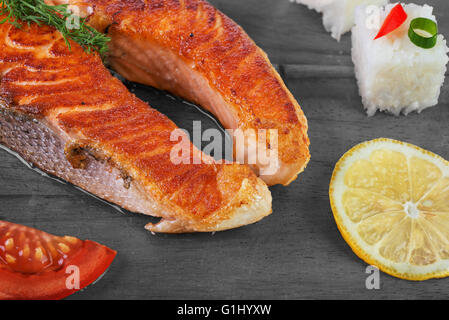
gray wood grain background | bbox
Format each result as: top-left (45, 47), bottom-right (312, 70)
top-left (1, 0), bottom-right (449, 299)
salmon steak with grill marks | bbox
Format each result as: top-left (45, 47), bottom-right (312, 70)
top-left (47, 0), bottom-right (310, 186)
top-left (0, 21), bottom-right (272, 233)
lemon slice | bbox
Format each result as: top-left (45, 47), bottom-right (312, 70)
top-left (330, 138), bottom-right (449, 280)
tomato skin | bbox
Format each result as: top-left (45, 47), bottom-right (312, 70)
top-left (0, 221), bottom-right (116, 300)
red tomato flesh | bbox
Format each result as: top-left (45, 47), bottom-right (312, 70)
top-left (0, 221), bottom-right (116, 300)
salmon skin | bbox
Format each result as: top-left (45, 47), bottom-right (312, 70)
top-left (0, 21), bottom-right (272, 233)
top-left (48, 0), bottom-right (311, 186)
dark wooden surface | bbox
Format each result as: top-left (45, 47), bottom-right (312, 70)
top-left (1, 0), bottom-right (449, 299)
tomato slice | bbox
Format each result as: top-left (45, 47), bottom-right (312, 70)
top-left (0, 221), bottom-right (116, 300)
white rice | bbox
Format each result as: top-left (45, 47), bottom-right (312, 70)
top-left (291, 0), bottom-right (389, 41)
top-left (289, 0), bottom-right (333, 12)
top-left (352, 3), bottom-right (449, 116)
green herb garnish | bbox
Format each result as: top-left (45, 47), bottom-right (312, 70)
top-left (0, 0), bottom-right (110, 57)
top-left (408, 17), bottom-right (438, 49)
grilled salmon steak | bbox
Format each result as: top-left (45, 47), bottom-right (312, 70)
top-left (0, 21), bottom-right (272, 233)
top-left (48, 0), bottom-right (310, 186)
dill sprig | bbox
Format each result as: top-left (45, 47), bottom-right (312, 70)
top-left (0, 0), bottom-right (110, 57)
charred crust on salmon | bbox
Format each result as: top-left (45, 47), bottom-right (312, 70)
top-left (0, 19), bottom-right (272, 233)
top-left (55, 0), bottom-right (310, 185)
top-left (64, 143), bottom-right (89, 169)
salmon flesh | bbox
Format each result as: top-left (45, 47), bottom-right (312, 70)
top-left (0, 21), bottom-right (272, 233)
top-left (49, 0), bottom-right (311, 186)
